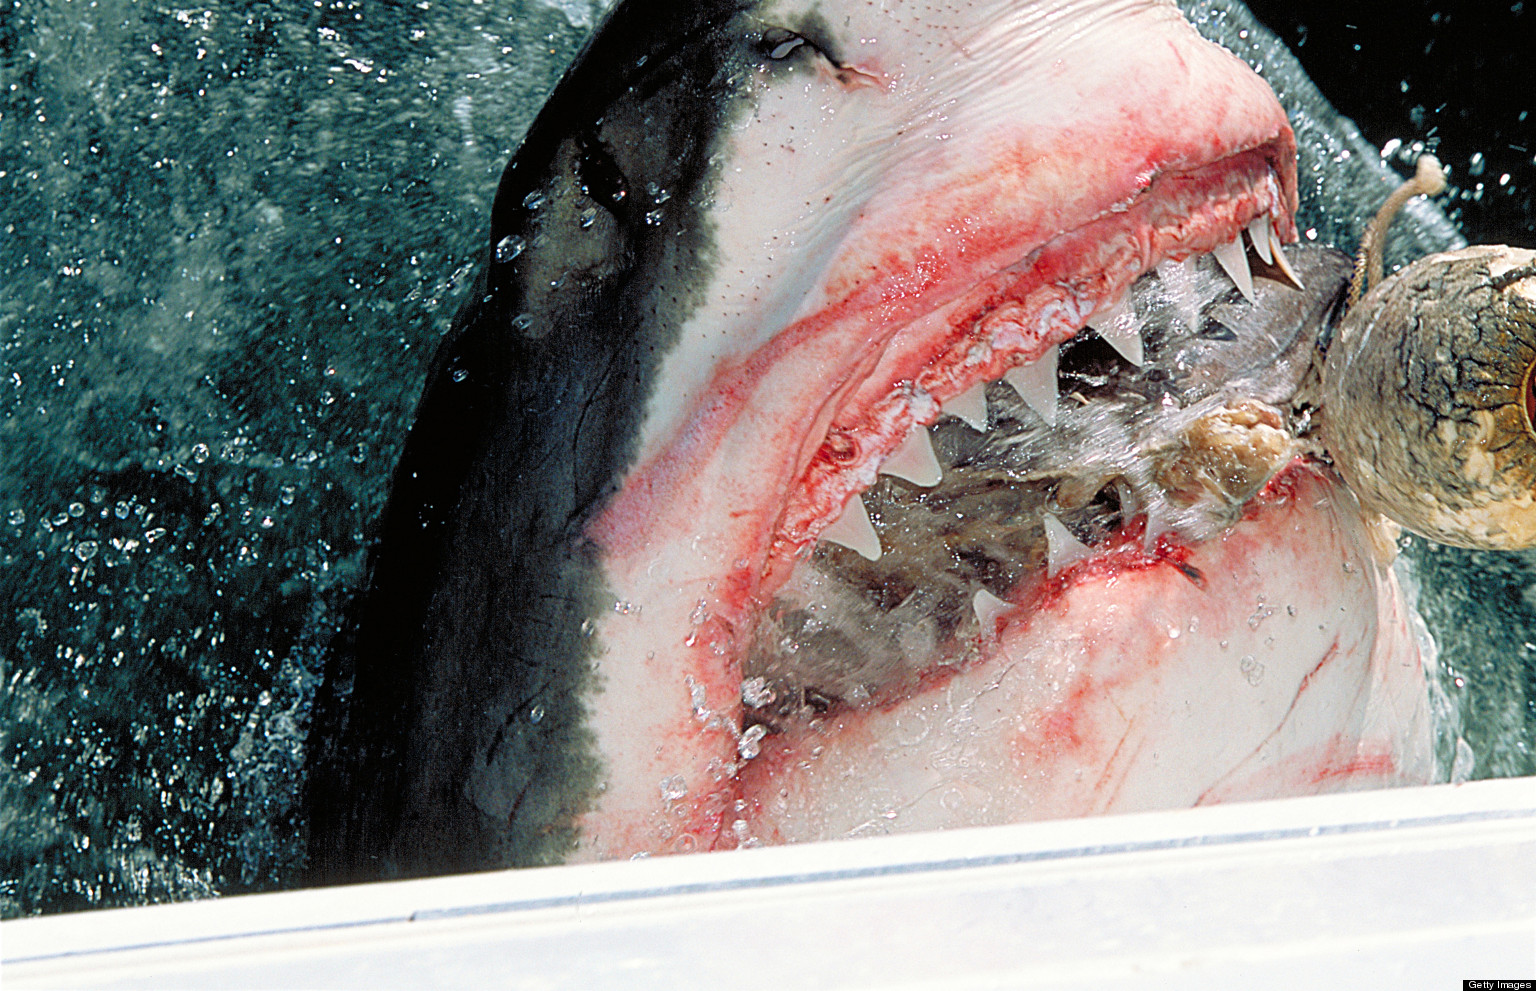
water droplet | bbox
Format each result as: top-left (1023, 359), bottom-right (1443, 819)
top-left (522, 190), bottom-right (545, 210)
top-left (494, 234), bottom-right (526, 262)
top-left (451, 368), bottom-right (468, 383)
top-left (741, 676), bottom-right (775, 708)
top-left (738, 723), bottom-right (767, 759)
top-left (511, 312), bottom-right (541, 338)
top-left (660, 775), bottom-right (688, 801)
top-left (578, 206), bottom-right (597, 228)
top-left (529, 703), bottom-right (545, 724)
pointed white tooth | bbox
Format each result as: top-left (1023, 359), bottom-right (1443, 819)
top-left (1269, 231), bottom-right (1305, 290)
top-left (1212, 236), bottom-right (1256, 304)
top-left (972, 588), bottom-right (1011, 638)
top-left (1086, 297), bottom-right (1143, 366)
top-left (1247, 214), bottom-right (1274, 265)
top-left (880, 427), bottom-right (942, 488)
top-left (942, 382), bottom-right (989, 432)
top-left (1043, 513), bottom-right (1093, 578)
top-left (1114, 479), bottom-right (1140, 523)
top-left (1003, 346), bottom-right (1058, 426)
top-left (1142, 501), bottom-right (1174, 555)
top-left (821, 493), bottom-right (882, 561)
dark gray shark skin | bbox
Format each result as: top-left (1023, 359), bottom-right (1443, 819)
top-left (305, 0), bottom-right (1443, 883)
top-left (305, 1), bottom-right (761, 879)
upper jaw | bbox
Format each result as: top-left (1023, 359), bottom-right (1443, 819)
top-left (775, 148), bottom-right (1299, 574)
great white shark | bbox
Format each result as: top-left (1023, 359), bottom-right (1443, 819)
top-left (304, 0), bottom-right (1527, 881)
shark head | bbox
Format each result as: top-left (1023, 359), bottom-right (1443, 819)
top-left (305, 0), bottom-right (1433, 879)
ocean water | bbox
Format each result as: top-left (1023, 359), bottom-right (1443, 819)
top-left (1, 0), bottom-right (1531, 917)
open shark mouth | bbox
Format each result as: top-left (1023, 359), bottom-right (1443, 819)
top-left (577, 224), bottom-right (1437, 858)
top-left (306, 0), bottom-right (1441, 878)
top-left (577, 184), bottom-right (1436, 857)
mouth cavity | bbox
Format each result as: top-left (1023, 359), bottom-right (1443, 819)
top-left (746, 200), bottom-right (1336, 728)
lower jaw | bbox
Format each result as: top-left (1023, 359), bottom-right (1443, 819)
top-left (737, 462), bottom-right (1436, 848)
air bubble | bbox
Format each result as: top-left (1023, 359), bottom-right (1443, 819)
top-left (73, 541), bottom-right (98, 561)
top-left (578, 206), bottom-right (597, 228)
top-left (522, 190), bottom-right (545, 210)
top-left (528, 703), bottom-right (545, 724)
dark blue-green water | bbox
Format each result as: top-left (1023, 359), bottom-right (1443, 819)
top-left (1, 0), bottom-right (1531, 918)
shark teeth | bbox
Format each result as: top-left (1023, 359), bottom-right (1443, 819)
top-left (1043, 513), bottom-right (1094, 578)
top-left (819, 216), bottom-right (1303, 565)
top-left (880, 426), bottom-right (942, 488)
top-left (972, 587), bottom-right (1011, 638)
top-left (1269, 233), bottom-right (1304, 290)
top-left (821, 493), bottom-right (882, 561)
top-left (1212, 235), bottom-right (1256, 305)
top-left (1002, 345), bottom-right (1059, 426)
top-left (1086, 296), bottom-right (1142, 365)
top-left (1247, 213), bottom-right (1274, 265)
top-left (942, 381), bottom-right (989, 431)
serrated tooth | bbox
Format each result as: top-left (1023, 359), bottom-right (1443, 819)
top-left (1043, 513), bottom-right (1093, 578)
top-left (1002, 345), bottom-right (1058, 426)
top-left (1247, 214), bottom-right (1274, 265)
top-left (1269, 231), bottom-right (1305, 290)
top-left (880, 427), bottom-right (942, 488)
top-left (1086, 297), bottom-right (1142, 365)
top-left (972, 588), bottom-right (1011, 638)
top-left (942, 382), bottom-right (988, 431)
top-left (821, 493), bottom-right (882, 561)
top-left (1212, 236), bottom-right (1256, 304)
